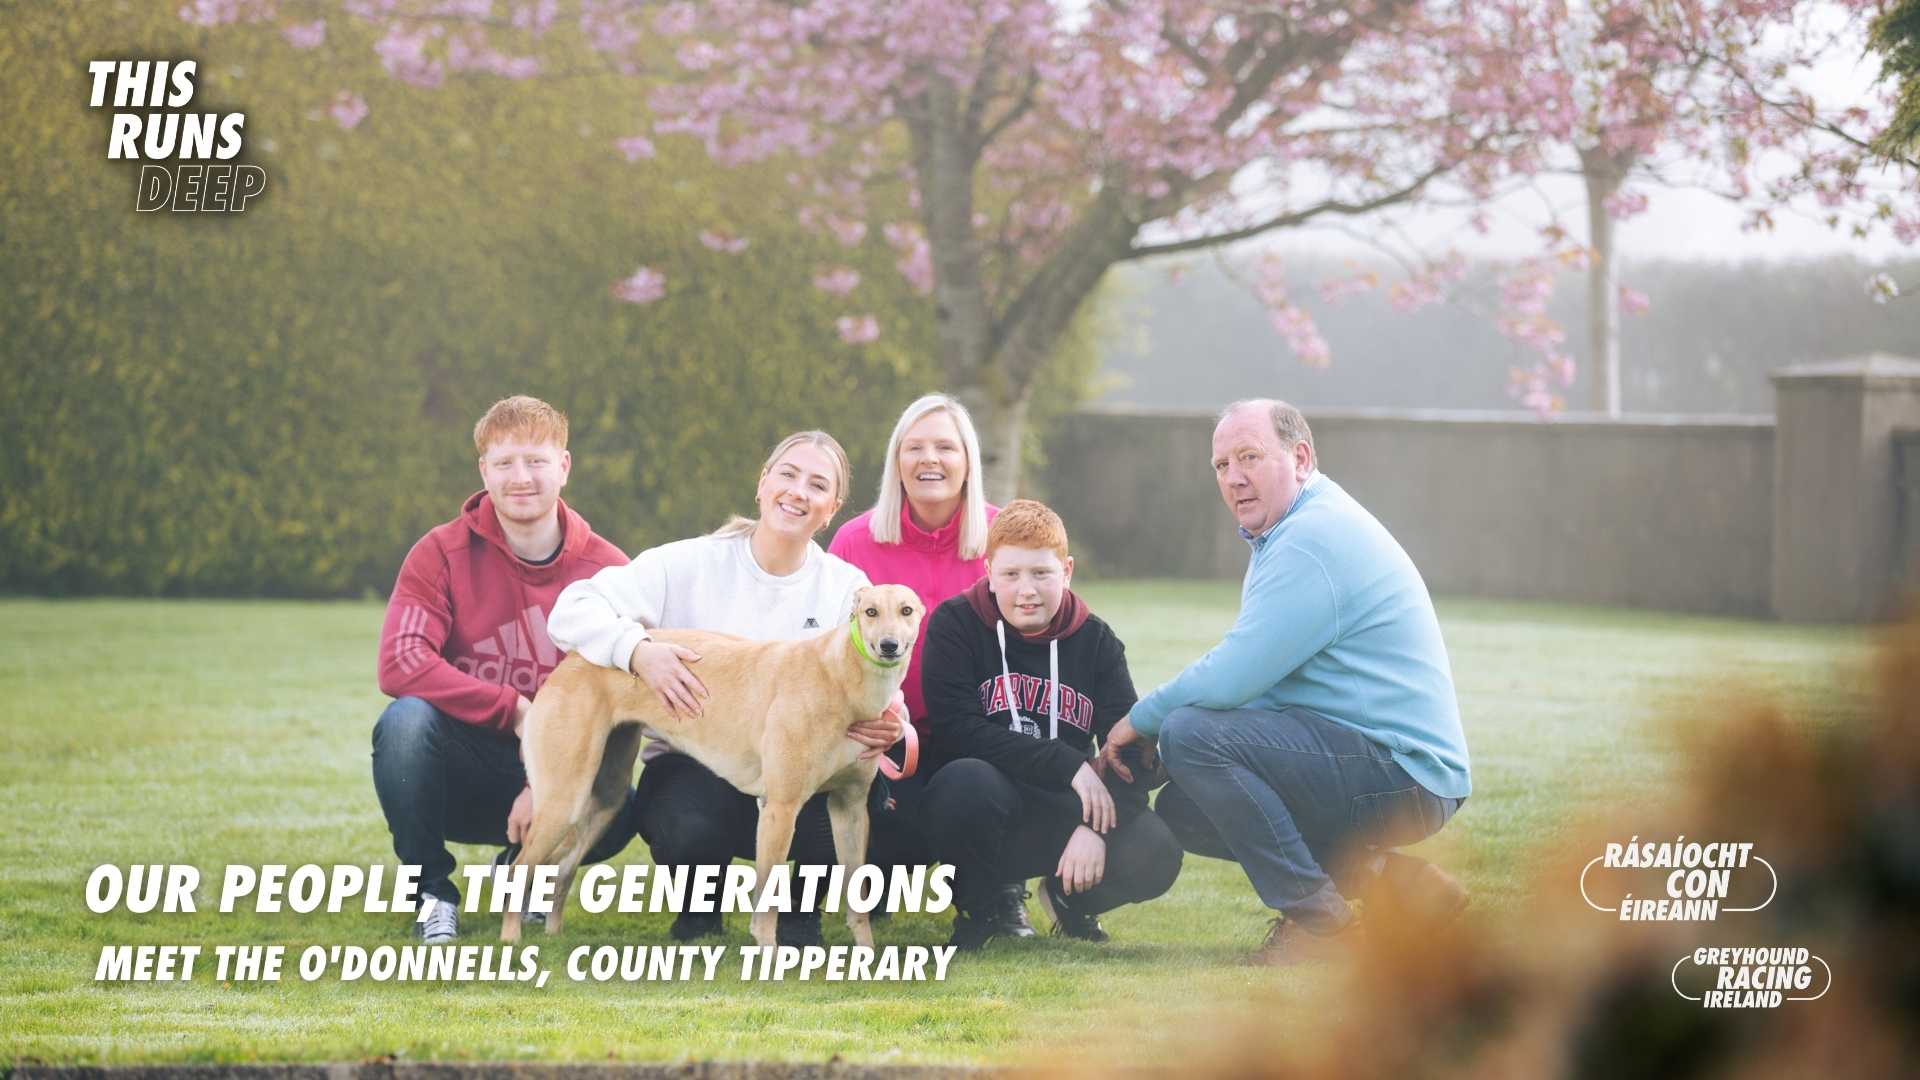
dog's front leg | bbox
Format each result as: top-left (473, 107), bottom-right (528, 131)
top-left (750, 799), bottom-right (802, 947)
top-left (825, 781), bottom-right (875, 948)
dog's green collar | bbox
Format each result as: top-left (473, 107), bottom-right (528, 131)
top-left (851, 619), bottom-right (902, 667)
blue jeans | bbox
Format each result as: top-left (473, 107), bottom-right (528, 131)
top-left (1155, 705), bottom-right (1461, 933)
top-left (372, 697), bottom-right (638, 904)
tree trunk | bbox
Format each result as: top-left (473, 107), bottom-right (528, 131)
top-left (909, 76), bottom-right (1136, 503)
top-left (1579, 147), bottom-right (1631, 417)
top-left (955, 383), bottom-right (1030, 505)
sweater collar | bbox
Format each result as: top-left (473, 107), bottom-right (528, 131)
top-left (1243, 470), bottom-right (1326, 547)
top-left (462, 490), bottom-right (588, 579)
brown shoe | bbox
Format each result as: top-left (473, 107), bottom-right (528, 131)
top-left (1257, 916), bottom-right (1365, 966)
top-left (1366, 852), bottom-right (1470, 924)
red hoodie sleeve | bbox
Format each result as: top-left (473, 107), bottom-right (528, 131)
top-left (377, 535), bottom-right (519, 731)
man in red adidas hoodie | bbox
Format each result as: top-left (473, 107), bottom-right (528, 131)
top-left (374, 395), bottom-right (631, 942)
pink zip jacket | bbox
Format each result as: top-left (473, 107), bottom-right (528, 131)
top-left (829, 501), bottom-right (999, 740)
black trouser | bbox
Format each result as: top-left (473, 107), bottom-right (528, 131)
top-left (920, 757), bottom-right (1183, 916)
top-left (632, 751), bottom-right (932, 897)
top-left (371, 696), bottom-right (638, 904)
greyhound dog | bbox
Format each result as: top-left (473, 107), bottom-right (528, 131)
top-left (501, 583), bottom-right (924, 947)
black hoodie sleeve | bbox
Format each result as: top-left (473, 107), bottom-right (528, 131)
top-left (1089, 621), bottom-right (1140, 742)
top-left (1089, 622), bottom-right (1161, 818)
top-left (923, 602), bottom-right (1089, 790)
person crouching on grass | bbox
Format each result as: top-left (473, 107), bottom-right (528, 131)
top-left (919, 499), bottom-right (1182, 950)
top-left (373, 395), bottom-right (635, 944)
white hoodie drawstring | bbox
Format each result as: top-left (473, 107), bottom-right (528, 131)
top-left (995, 620), bottom-right (1059, 741)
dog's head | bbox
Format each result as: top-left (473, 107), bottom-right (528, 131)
top-left (849, 583), bottom-right (925, 667)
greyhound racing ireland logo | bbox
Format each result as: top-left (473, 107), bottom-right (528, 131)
top-left (1671, 947), bottom-right (1831, 1008)
top-left (1580, 837), bottom-right (1777, 921)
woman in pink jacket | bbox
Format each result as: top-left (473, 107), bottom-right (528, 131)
top-left (830, 393), bottom-right (1030, 936)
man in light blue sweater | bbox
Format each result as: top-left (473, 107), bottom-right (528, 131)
top-left (1099, 399), bottom-right (1470, 963)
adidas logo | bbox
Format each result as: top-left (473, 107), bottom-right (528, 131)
top-left (451, 604), bottom-right (560, 694)
top-left (803, 617), bottom-right (820, 629)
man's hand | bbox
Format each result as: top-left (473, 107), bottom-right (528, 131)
top-left (512, 695), bottom-right (533, 738)
top-left (1096, 715), bottom-right (1156, 784)
top-left (1056, 825), bottom-right (1107, 896)
top-left (506, 785), bottom-right (533, 845)
top-left (847, 690), bottom-right (907, 761)
top-left (629, 639), bottom-right (707, 719)
top-left (1069, 761), bottom-right (1116, 834)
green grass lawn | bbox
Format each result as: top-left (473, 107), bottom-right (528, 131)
top-left (0, 586), bottom-right (1869, 1066)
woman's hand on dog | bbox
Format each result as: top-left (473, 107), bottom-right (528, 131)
top-left (846, 691), bottom-right (907, 761)
top-left (1070, 762), bottom-right (1117, 834)
top-left (629, 640), bottom-right (708, 719)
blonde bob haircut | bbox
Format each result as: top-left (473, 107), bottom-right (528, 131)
top-left (712, 430), bottom-right (853, 539)
top-left (869, 393), bottom-right (990, 559)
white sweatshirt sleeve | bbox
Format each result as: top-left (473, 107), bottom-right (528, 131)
top-left (548, 541), bottom-right (676, 671)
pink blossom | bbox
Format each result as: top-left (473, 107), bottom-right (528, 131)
top-left (612, 266), bottom-right (666, 304)
top-left (1388, 278), bottom-right (1442, 312)
top-left (282, 20), bottom-right (325, 49)
top-left (1318, 273), bottom-right (1380, 304)
top-left (178, 0), bottom-right (271, 27)
top-left (1867, 272), bottom-right (1900, 305)
top-left (699, 230), bottom-right (749, 254)
top-left (836, 314), bottom-right (880, 344)
top-left (652, 2), bottom-right (698, 36)
top-left (813, 267), bottom-right (861, 296)
top-left (328, 91), bottom-right (368, 131)
top-left (1602, 189), bottom-right (1650, 220)
top-left (676, 41), bottom-right (721, 72)
top-left (615, 135), bottom-right (655, 161)
top-left (825, 216), bottom-right (867, 247)
top-left (511, 0), bottom-right (559, 35)
top-left (1618, 286), bottom-right (1650, 316)
top-left (653, 2), bottom-right (697, 36)
top-left (885, 222), bottom-right (934, 294)
top-left (373, 23), bottom-right (444, 88)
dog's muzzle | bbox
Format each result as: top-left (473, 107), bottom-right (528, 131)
top-left (878, 638), bottom-right (902, 659)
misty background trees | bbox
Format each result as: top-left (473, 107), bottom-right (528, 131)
top-left (1096, 253), bottom-right (1920, 415)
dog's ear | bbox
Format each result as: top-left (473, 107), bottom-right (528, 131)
top-left (848, 585), bottom-right (870, 621)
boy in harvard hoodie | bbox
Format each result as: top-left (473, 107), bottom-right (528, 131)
top-left (919, 500), bottom-right (1183, 949)
top-left (373, 396), bottom-right (631, 942)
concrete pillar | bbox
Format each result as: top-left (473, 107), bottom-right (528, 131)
top-left (1770, 355), bottom-right (1920, 621)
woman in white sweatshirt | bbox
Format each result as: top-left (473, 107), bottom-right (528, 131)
top-left (547, 430), bottom-right (902, 945)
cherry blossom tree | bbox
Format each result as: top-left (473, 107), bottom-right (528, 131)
top-left (1442, 0), bottom-right (1913, 415)
top-left (180, 0), bottom-right (1913, 488)
top-left (182, 0), bottom-right (1548, 495)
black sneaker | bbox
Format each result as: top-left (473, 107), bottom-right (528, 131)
top-left (669, 910), bottom-right (723, 941)
top-left (992, 882), bottom-right (1038, 938)
top-left (776, 908), bottom-right (825, 947)
top-left (1038, 876), bottom-right (1109, 943)
top-left (946, 908), bottom-right (999, 951)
